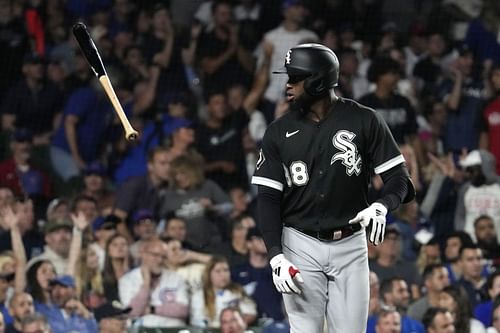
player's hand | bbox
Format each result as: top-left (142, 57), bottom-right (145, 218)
top-left (270, 254), bottom-right (304, 294)
top-left (348, 202), bottom-right (387, 246)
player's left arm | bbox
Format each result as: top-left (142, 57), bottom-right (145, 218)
top-left (349, 109), bottom-right (415, 245)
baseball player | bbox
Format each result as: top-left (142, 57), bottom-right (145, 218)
top-left (251, 43), bottom-right (415, 333)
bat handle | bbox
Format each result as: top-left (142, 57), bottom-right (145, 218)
top-left (98, 75), bottom-right (139, 141)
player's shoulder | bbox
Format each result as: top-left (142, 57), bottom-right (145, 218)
top-left (340, 97), bottom-right (379, 119)
top-left (265, 109), bottom-right (298, 132)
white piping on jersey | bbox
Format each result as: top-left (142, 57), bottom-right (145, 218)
top-left (251, 176), bottom-right (284, 191)
top-left (374, 154), bottom-right (406, 174)
top-left (285, 130), bottom-right (300, 138)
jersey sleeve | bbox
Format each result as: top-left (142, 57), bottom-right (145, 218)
top-left (251, 126), bottom-right (286, 191)
top-left (368, 110), bottom-right (405, 174)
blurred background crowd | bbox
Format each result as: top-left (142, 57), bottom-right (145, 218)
top-left (0, 0), bottom-right (499, 332)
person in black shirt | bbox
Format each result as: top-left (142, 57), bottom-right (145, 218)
top-left (196, 0), bottom-right (254, 97)
top-left (252, 43), bottom-right (414, 333)
top-left (1, 53), bottom-right (63, 143)
top-left (359, 56), bottom-right (418, 145)
top-left (195, 90), bottom-right (249, 191)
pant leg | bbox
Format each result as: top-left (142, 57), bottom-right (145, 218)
top-left (282, 227), bottom-right (329, 333)
top-left (325, 229), bottom-right (370, 333)
top-left (50, 146), bottom-right (80, 181)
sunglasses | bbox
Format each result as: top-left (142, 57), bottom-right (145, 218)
top-left (0, 273), bottom-right (15, 282)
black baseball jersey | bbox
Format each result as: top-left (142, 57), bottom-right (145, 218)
top-left (251, 98), bottom-right (405, 230)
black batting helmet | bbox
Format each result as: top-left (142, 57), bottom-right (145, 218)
top-left (273, 43), bottom-right (339, 96)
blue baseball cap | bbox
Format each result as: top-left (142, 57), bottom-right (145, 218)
top-left (282, 0), bottom-right (304, 9)
top-left (84, 162), bottom-right (107, 176)
top-left (11, 128), bottom-right (33, 142)
top-left (50, 275), bottom-right (76, 288)
top-left (92, 215), bottom-right (119, 232)
top-left (132, 209), bottom-right (155, 224)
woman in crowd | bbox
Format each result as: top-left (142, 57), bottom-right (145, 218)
top-left (76, 246), bottom-right (105, 310)
top-left (26, 259), bottom-right (56, 307)
top-left (191, 256), bottom-right (256, 328)
top-left (439, 285), bottom-right (486, 333)
top-left (102, 234), bottom-right (131, 302)
top-left (160, 154), bottom-right (232, 252)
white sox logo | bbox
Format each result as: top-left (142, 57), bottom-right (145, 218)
top-left (285, 50), bottom-right (292, 64)
top-left (331, 130), bottom-right (362, 176)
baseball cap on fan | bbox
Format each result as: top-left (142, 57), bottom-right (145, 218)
top-left (459, 150), bottom-right (482, 168)
top-left (282, 0), bottom-right (304, 10)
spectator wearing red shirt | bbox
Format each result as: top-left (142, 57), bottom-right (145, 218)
top-left (480, 64), bottom-right (500, 174)
top-left (0, 129), bottom-right (50, 199)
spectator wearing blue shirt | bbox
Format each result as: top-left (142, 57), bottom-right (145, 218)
top-left (367, 277), bottom-right (425, 333)
top-left (36, 275), bottom-right (98, 333)
top-left (456, 244), bottom-right (489, 310)
top-left (50, 78), bottom-right (132, 181)
top-left (474, 270), bottom-right (500, 327)
top-left (439, 45), bottom-right (485, 153)
top-left (231, 227), bottom-right (284, 322)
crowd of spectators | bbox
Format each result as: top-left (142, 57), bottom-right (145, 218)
top-left (0, 0), bottom-right (500, 332)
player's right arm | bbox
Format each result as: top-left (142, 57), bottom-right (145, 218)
top-left (251, 126), bottom-right (304, 294)
top-left (251, 125), bottom-right (285, 258)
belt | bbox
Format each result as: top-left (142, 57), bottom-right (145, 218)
top-left (294, 223), bottom-right (362, 242)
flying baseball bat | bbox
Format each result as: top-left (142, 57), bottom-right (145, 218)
top-left (72, 22), bottom-right (138, 141)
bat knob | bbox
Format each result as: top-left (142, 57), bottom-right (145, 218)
top-left (126, 131), bottom-right (139, 141)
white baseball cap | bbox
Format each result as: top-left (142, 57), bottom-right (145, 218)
top-left (459, 150), bottom-right (482, 168)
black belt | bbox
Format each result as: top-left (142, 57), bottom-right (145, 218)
top-left (293, 223), bottom-right (362, 242)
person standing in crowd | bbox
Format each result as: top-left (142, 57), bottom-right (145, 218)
top-left (359, 56), bottom-right (419, 146)
top-left (479, 64), bottom-right (500, 174)
top-left (454, 150), bottom-right (500, 241)
top-left (439, 45), bottom-right (485, 153)
top-left (196, 0), bottom-right (255, 96)
top-left (195, 90), bottom-right (249, 191)
top-left (119, 239), bottom-right (189, 328)
top-left (259, 0), bottom-right (318, 123)
top-left (1, 53), bottom-right (63, 144)
top-left (0, 129), bottom-right (51, 201)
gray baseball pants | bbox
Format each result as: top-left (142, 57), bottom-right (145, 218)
top-left (282, 226), bottom-right (370, 333)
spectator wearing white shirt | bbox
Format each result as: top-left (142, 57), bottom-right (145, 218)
top-left (119, 239), bottom-right (189, 328)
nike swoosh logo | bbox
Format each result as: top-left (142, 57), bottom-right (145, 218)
top-left (286, 130), bottom-right (300, 138)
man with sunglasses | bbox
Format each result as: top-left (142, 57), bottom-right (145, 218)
top-left (251, 43), bottom-right (415, 333)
